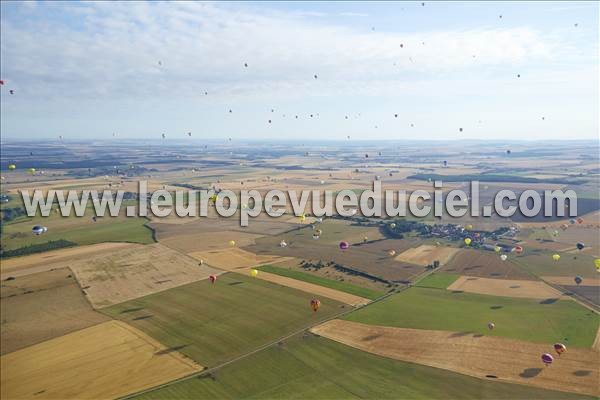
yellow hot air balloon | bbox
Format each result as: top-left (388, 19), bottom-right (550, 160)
top-left (8, 164), bottom-right (16, 171)
top-left (298, 213), bottom-right (306, 223)
top-left (210, 194), bottom-right (218, 203)
top-left (494, 246), bottom-right (501, 253)
top-left (229, 240), bottom-right (236, 247)
top-left (465, 224), bottom-right (473, 231)
top-left (27, 168), bottom-right (36, 175)
top-left (250, 268), bottom-right (258, 277)
top-left (464, 238), bottom-right (472, 246)
top-left (552, 254), bottom-right (561, 261)
top-left (595, 259), bottom-right (600, 271)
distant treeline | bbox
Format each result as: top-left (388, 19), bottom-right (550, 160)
top-left (0, 239), bottom-right (77, 259)
top-left (408, 173), bottom-right (584, 185)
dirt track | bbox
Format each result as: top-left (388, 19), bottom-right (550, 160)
top-left (311, 320), bottom-right (600, 397)
top-left (246, 269), bottom-right (370, 306)
top-left (0, 320), bottom-right (201, 400)
top-left (0, 243), bottom-right (139, 279)
top-left (447, 276), bottom-right (568, 300)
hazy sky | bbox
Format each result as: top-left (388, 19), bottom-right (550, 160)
top-left (1, 1), bottom-right (598, 141)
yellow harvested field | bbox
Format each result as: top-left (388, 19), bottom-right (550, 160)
top-left (542, 276), bottom-right (600, 287)
top-left (395, 245), bottom-right (460, 265)
top-left (312, 320), bottom-right (600, 397)
top-left (245, 269), bottom-right (370, 306)
top-left (0, 242), bottom-right (139, 279)
top-left (447, 276), bottom-right (569, 299)
top-left (66, 243), bottom-right (220, 308)
top-left (160, 231), bottom-right (264, 253)
top-left (188, 248), bottom-right (288, 271)
top-left (0, 320), bottom-right (201, 400)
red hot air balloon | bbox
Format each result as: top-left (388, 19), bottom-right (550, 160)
top-left (541, 353), bottom-right (554, 366)
top-left (514, 245), bottom-right (523, 254)
top-left (339, 241), bottom-right (349, 250)
top-left (209, 275), bottom-right (217, 285)
top-left (310, 298), bottom-right (321, 312)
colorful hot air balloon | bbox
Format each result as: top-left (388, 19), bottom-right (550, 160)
top-left (500, 254), bottom-right (508, 261)
top-left (553, 343), bottom-right (566, 356)
top-left (229, 240), bottom-right (236, 247)
top-left (576, 242), bottom-right (585, 250)
top-left (595, 259), bottom-right (600, 271)
top-left (339, 241), bottom-right (350, 250)
top-left (465, 224), bottom-right (473, 231)
top-left (487, 322), bottom-right (495, 330)
top-left (574, 275), bottom-right (583, 285)
top-left (363, 236), bottom-right (368, 243)
top-left (312, 233), bottom-right (320, 240)
top-left (388, 249), bottom-right (396, 257)
top-left (494, 246), bottom-right (502, 253)
top-left (576, 217), bottom-right (584, 224)
top-left (514, 245), bottom-right (523, 254)
top-left (250, 269), bottom-right (258, 277)
top-left (310, 298), bottom-right (321, 312)
top-left (541, 353), bottom-right (554, 366)
top-left (27, 168), bottom-right (36, 175)
top-left (464, 238), bottom-right (472, 246)
top-left (279, 240), bottom-right (288, 248)
top-left (7, 164), bottom-right (16, 170)
top-left (552, 254), bottom-right (561, 261)
top-left (209, 275), bottom-right (217, 284)
top-left (299, 213), bottom-right (306, 223)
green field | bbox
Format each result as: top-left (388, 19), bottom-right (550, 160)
top-left (258, 264), bottom-right (384, 300)
top-left (135, 333), bottom-right (592, 400)
top-left (415, 272), bottom-right (460, 289)
top-left (514, 250), bottom-right (598, 279)
top-left (103, 273), bottom-right (346, 367)
top-left (344, 287), bottom-right (599, 347)
top-left (1, 208), bottom-right (154, 252)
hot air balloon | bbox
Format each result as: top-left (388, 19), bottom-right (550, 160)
top-left (576, 242), bottom-right (585, 250)
top-left (552, 254), bottom-right (561, 261)
top-left (487, 322), bottom-right (495, 330)
top-left (514, 245), bottom-right (523, 254)
top-left (209, 275), bottom-right (217, 284)
top-left (553, 343), bottom-right (566, 356)
top-left (244, 62), bottom-right (248, 67)
top-left (541, 353), bottom-right (553, 366)
top-left (279, 240), bottom-right (288, 248)
top-left (310, 298), bottom-right (321, 312)
top-left (339, 241), bottom-right (350, 250)
top-left (390, 223), bottom-right (396, 229)
top-left (27, 168), bottom-right (36, 175)
top-left (250, 269), bottom-right (258, 277)
top-left (388, 249), bottom-right (396, 257)
top-left (363, 236), bottom-right (368, 243)
top-left (229, 240), bottom-right (236, 247)
top-left (465, 224), bottom-right (473, 231)
top-left (574, 275), bottom-right (583, 285)
top-left (9, 89), bottom-right (14, 95)
top-left (32, 225), bottom-right (47, 235)
top-left (299, 214), bottom-right (306, 223)
top-left (464, 238), bottom-right (472, 246)
top-left (576, 217), bottom-right (584, 224)
top-left (500, 254), bottom-right (508, 261)
top-left (314, 74), bottom-right (318, 79)
top-left (494, 246), bottom-right (502, 253)
top-left (8, 164), bottom-right (16, 170)
top-left (312, 233), bottom-right (320, 240)
top-left (595, 259), bottom-right (600, 272)
top-left (92, 216), bottom-right (97, 222)
top-left (199, 259), bottom-right (204, 266)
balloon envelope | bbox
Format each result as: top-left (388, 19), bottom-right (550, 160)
top-left (541, 353), bottom-right (554, 365)
top-left (339, 241), bottom-right (350, 250)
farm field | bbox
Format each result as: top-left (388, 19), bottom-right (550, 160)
top-left (188, 248), bottom-right (287, 271)
top-left (395, 244), bottom-right (460, 266)
top-left (442, 249), bottom-right (535, 280)
top-left (257, 264), bottom-right (384, 300)
top-left (343, 287), bottom-right (600, 347)
top-left (416, 272), bottom-right (461, 289)
top-left (446, 276), bottom-right (567, 300)
top-left (102, 273), bottom-right (346, 367)
top-left (0, 209), bottom-right (154, 253)
top-left (0, 268), bottom-right (109, 355)
top-left (512, 250), bottom-right (599, 279)
top-left (65, 243), bottom-right (221, 308)
top-left (0, 320), bottom-right (201, 400)
top-left (134, 332), bottom-right (593, 400)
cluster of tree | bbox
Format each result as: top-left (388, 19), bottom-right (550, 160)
top-left (1, 207), bottom-right (26, 222)
top-left (0, 239), bottom-right (77, 259)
